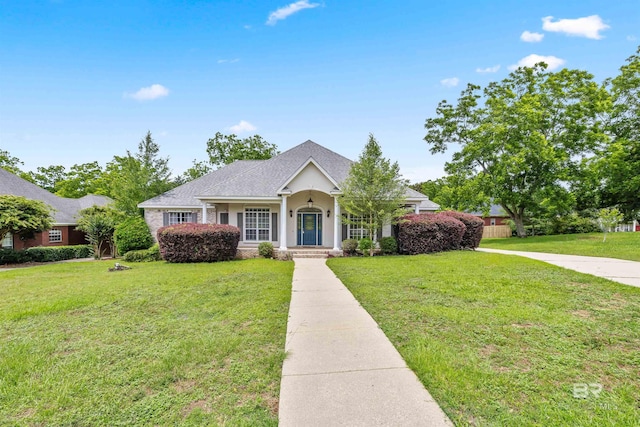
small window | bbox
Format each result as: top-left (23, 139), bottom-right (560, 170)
top-left (49, 229), bottom-right (63, 243)
top-left (2, 233), bottom-right (12, 249)
top-left (169, 212), bottom-right (193, 225)
top-left (245, 208), bottom-right (270, 241)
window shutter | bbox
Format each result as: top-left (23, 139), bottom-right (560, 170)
top-left (341, 214), bottom-right (348, 241)
top-left (192, 212), bottom-right (198, 223)
top-left (237, 213), bottom-right (243, 238)
top-left (163, 212), bottom-right (169, 226)
top-left (376, 227), bottom-right (382, 241)
top-left (220, 213), bottom-right (229, 225)
top-left (272, 212), bottom-right (278, 241)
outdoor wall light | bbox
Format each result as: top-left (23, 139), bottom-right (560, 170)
top-left (327, 209), bottom-right (331, 217)
top-left (307, 198), bottom-right (314, 208)
top-left (289, 210), bottom-right (293, 217)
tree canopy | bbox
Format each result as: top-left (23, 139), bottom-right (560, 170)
top-left (598, 47), bottom-right (640, 219)
top-left (103, 131), bottom-right (175, 216)
top-left (424, 63), bottom-right (609, 237)
top-left (0, 195), bottom-right (54, 239)
top-left (339, 134), bottom-right (408, 254)
top-left (206, 133), bottom-right (279, 168)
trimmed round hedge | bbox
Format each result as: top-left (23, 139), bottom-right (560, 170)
top-left (114, 216), bottom-right (153, 255)
top-left (437, 210), bottom-right (484, 249)
top-left (157, 223), bottom-right (240, 263)
top-left (398, 213), bottom-right (466, 255)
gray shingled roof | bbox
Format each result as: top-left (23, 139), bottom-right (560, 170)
top-left (470, 204), bottom-right (508, 217)
top-left (139, 140), bottom-right (439, 209)
top-left (0, 168), bottom-right (112, 224)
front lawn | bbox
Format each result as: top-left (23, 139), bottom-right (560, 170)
top-left (0, 259), bottom-right (293, 426)
top-left (328, 253), bottom-right (640, 426)
top-left (481, 232), bottom-right (640, 262)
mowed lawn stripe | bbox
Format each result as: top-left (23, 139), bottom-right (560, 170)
top-left (328, 252), bottom-right (640, 426)
top-left (0, 259), bottom-right (293, 426)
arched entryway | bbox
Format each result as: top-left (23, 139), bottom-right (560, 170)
top-left (297, 207), bottom-right (323, 246)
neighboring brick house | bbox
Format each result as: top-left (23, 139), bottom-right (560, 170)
top-left (471, 205), bottom-right (510, 226)
top-left (139, 140), bottom-right (439, 251)
top-left (0, 168), bottom-right (112, 250)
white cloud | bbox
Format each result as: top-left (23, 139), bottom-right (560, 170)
top-left (520, 30), bottom-right (544, 42)
top-left (217, 58), bottom-right (240, 64)
top-left (508, 54), bottom-right (566, 71)
top-left (440, 77), bottom-right (459, 88)
top-left (266, 0), bottom-right (320, 26)
top-left (541, 15), bottom-right (610, 39)
top-left (476, 65), bottom-right (500, 73)
top-left (229, 120), bottom-right (257, 134)
top-left (124, 84), bottom-right (169, 101)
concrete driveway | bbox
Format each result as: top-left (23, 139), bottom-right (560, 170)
top-left (477, 248), bottom-right (640, 288)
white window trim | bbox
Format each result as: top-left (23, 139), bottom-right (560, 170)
top-left (49, 229), bottom-right (63, 243)
top-left (2, 233), bottom-right (12, 249)
top-left (348, 215), bottom-right (369, 240)
top-left (168, 211), bottom-right (194, 226)
top-left (245, 207), bottom-right (271, 242)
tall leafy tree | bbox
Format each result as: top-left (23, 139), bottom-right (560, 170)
top-left (206, 133), bottom-right (279, 168)
top-left (26, 165), bottom-right (67, 193)
top-left (0, 195), bottom-right (54, 239)
top-left (339, 134), bottom-right (408, 255)
top-left (175, 159), bottom-right (212, 185)
top-left (599, 46), bottom-right (640, 219)
top-left (424, 63), bottom-right (609, 237)
top-left (56, 161), bottom-right (107, 198)
top-left (105, 131), bottom-right (174, 216)
top-left (0, 149), bottom-right (25, 176)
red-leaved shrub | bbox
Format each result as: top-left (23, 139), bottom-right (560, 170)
top-left (157, 223), bottom-right (240, 263)
top-left (437, 211), bottom-right (484, 249)
top-left (397, 213), bottom-right (466, 254)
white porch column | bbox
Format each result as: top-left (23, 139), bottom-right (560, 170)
top-left (414, 204), bottom-right (420, 214)
top-left (202, 202), bottom-right (208, 223)
top-left (280, 196), bottom-right (288, 250)
top-left (333, 197), bottom-right (341, 251)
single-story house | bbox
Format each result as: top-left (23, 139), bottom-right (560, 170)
top-left (0, 167), bottom-right (112, 250)
top-left (471, 205), bottom-right (510, 227)
top-left (139, 140), bottom-right (439, 253)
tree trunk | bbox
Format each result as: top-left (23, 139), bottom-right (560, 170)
top-left (513, 215), bottom-right (527, 238)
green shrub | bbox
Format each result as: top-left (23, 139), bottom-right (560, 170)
top-left (25, 245), bottom-right (94, 262)
top-left (550, 214), bottom-right (599, 235)
top-left (157, 223), bottom-right (240, 263)
top-left (0, 248), bottom-right (31, 265)
top-left (258, 242), bottom-right (274, 258)
top-left (122, 245), bottom-right (161, 262)
top-left (114, 216), bottom-right (153, 256)
top-left (342, 239), bottom-right (358, 255)
top-left (358, 237), bottom-right (373, 256)
top-left (379, 236), bottom-right (398, 255)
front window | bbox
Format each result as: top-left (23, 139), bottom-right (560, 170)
top-left (2, 233), bottom-right (12, 248)
top-left (49, 229), bottom-right (63, 243)
top-left (348, 216), bottom-right (368, 240)
top-left (245, 208), bottom-right (270, 241)
top-left (169, 212), bottom-right (194, 225)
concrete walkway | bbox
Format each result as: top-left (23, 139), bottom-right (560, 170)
top-left (477, 248), bottom-right (640, 288)
top-left (279, 258), bottom-right (452, 427)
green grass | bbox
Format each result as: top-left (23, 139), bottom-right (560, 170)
top-left (328, 253), bottom-right (640, 426)
top-left (481, 232), bottom-right (640, 262)
top-left (0, 259), bottom-right (293, 426)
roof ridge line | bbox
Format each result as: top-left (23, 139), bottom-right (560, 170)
top-left (197, 159), bottom-right (268, 194)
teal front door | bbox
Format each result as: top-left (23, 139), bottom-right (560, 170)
top-left (297, 211), bottom-right (323, 246)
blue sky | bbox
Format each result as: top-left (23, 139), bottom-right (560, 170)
top-left (1, 1), bottom-right (638, 183)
